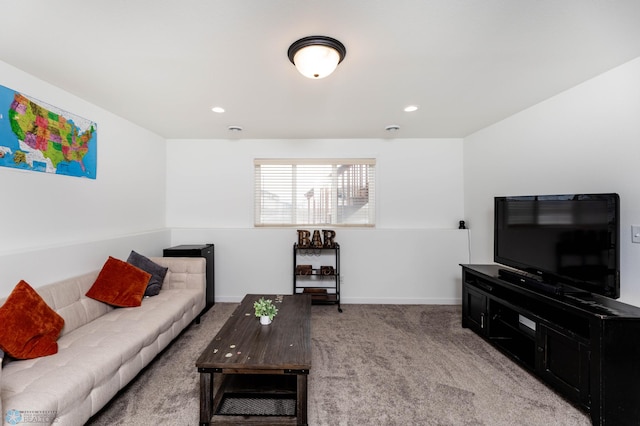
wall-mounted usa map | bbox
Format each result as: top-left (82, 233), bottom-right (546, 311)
top-left (0, 84), bottom-right (97, 179)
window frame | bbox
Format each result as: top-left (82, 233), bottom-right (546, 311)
top-left (254, 158), bottom-right (376, 227)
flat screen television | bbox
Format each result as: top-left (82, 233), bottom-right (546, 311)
top-left (494, 193), bottom-right (620, 299)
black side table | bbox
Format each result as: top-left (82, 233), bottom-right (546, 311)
top-left (163, 244), bottom-right (215, 312)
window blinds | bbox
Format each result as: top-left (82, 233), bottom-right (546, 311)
top-left (254, 158), bottom-right (376, 227)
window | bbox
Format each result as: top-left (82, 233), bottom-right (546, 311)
top-left (254, 158), bottom-right (375, 227)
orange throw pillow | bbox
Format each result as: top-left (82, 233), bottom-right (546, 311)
top-left (86, 256), bottom-right (151, 307)
top-left (0, 280), bottom-right (65, 359)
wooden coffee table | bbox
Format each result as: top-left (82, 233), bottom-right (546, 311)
top-left (196, 294), bottom-right (312, 425)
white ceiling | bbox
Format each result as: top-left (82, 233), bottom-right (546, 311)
top-left (1, 0), bottom-right (639, 140)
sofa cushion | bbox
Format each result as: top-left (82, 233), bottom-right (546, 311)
top-left (0, 280), bottom-right (65, 359)
top-left (86, 257), bottom-right (151, 307)
top-left (126, 250), bottom-right (168, 297)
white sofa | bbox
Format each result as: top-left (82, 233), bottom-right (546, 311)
top-left (0, 256), bottom-right (206, 426)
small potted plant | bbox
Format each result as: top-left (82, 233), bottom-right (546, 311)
top-left (254, 297), bottom-right (278, 325)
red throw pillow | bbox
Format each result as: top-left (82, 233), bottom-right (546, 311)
top-left (0, 280), bottom-right (65, 359)
top-left (86, 256), bottom-right (151, 307)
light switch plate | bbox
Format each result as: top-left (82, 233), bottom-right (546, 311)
top-left (632, 225), bottom-right (640, 243)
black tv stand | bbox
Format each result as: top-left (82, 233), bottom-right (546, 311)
top-left (462, 264), bottom-right (640, 425)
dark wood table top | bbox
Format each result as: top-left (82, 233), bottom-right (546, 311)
top-left (196, 294), bottom-right (312, 372)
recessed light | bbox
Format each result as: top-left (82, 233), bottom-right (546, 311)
top-left (212, 107), bottom-right (225, 113)
top-left (404, 105), bottom-right (419, 112)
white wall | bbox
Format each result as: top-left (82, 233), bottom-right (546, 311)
top-left (167, 138), bottom-right (468, 303)
top-left (166, 139), bottom-right (463, 228)
top-left (463, 56), bottom-right (640, 306)
top-left (170, 228), bottom-right (469, 304)
top-left (6, 53), bottom-right (638, 306)
top-left (0, 229), bottom-right (171, 299)
top-left (0, 60), bottom-right (169, 298)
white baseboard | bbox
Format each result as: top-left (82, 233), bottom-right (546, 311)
top-left (341, 297), bottom-right (461, 305)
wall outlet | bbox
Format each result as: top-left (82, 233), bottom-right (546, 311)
top-left (632, 225), bottom-right (640, 244)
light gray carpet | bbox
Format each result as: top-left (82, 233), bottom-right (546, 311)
top-left (87, 303), bottom-right (591, 425)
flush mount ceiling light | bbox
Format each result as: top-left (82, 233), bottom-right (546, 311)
top-left (288, 36), bottom-right (346, 79)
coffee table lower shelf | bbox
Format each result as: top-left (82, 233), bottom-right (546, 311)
top-left (206, 373), bottom-right (304, 425)
top-left (210, 415), bottom-right (297, 425)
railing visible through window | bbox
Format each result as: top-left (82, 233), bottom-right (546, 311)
top-left (254, 159), bottom-right (376, 226)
